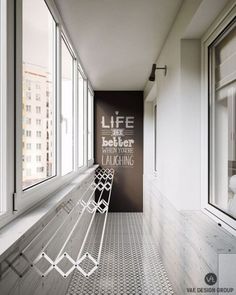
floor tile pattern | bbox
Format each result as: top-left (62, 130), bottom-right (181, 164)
top-left (66, 213), bottom-right (174, 295)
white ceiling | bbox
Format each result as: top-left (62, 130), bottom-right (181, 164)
top-left (54, 0), bottom-right (183, 90)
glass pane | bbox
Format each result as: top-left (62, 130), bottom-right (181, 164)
top-left (78, 71), bottom-right (84, 168)
top-left (22, 0), bottom-right (55, 189)
top-left (88, 90), bottom-right (93, 161)
top-left (209, 22), bottom-right (236, 219)
top-left (61, 37), bottom-right (74, 175)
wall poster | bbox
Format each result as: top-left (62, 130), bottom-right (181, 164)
top-left (94, 91), bottom-right (143, 212)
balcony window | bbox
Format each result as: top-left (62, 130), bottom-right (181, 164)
top-left (209, 19), bottom-right (236, 219)
top-left (22, 0), bottom-right (56, 189)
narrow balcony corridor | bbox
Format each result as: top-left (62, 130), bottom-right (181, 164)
top-left (0, 0), bottom-right (236, 294)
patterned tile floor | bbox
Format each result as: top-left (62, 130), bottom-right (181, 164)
top-left (66, 213), bottom-right (174, 295)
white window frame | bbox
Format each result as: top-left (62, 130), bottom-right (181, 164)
top-left (77, 67), bottom-right (87, 172)
top-left (153, 103), bottom-right (157, 173)
top-left (13, 0), bottom-right (85, 213)
top-left (60, 32), bottom-right (76, 176)
top-left (0, 0), bottom-right (15, 227)
top-left (87, 84), bottom-right (94, 167)
top-left (0, 0), bottom-right (7, 214)
top-left (201, 2), bottom-right (236, 235)
top-left (15, 0), bottom-right (63, 212)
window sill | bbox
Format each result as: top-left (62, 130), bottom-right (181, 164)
top-left (0, 164), bottom-right (98, 263)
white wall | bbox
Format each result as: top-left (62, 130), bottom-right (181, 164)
top-left (144, 0), bottom-right (203, 210)
top-left (143, 102), bottom-right (154, 176)
top-left (179, 39), bottom-right (201, 209)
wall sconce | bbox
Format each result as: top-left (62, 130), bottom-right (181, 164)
top-left (149, 64), bottom-right (167, 81)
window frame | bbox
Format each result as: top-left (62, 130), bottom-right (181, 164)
top-left (201, 2), bottom-right (236, 234)
top-left (154, 103), bottom-right (157, 173)
top-left (77, 67), bottom-right (86, 171)
top-left (87, 84), bottom-right (94, 166)
top-left (19, 0), bottom-right (58, 192)
top-left (60, 33), bottom-right (76, 176)
top-left (208, 17), bottom-right (236, 221)
top-left (14, 0), bottom-right (80, 213)
top-left (0, 0), bottom-right (7, 214)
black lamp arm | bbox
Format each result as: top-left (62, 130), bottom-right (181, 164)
top-left (156, 65), bottom-right (167, 76)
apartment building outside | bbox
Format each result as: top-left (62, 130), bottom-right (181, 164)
top-left (22, 63), bottom-right (54, 188)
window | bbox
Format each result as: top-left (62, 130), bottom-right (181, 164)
top-left (36, 106), bottom-right (41, 114)
top-left (26, 130), bottom-right (31, 137)
top-left (25, 80), bottom-right (31, 90)
top-left (22, 0), bottom-right (56, 189)
top-left (61, 36), bottom-right (74, 175)
top-left (0, 0), bottom-right (97, 227)
top-left (36, 119), bottom-right (41, 125)
top-left (36, 94), bottom-right (41, 101)
top-left (36, 131), bottom-right (41, 137)
top-left (87, 89), bottom-right (93, 162)
top-left (36, 155), bottom-right (41, 162)
top-left (209, 18), bottom-right (236, 220)
top-left (78, 70), bottom-right (84, 168)
top-left (26, 105), bottom-right (31, 112)
top-left (154, 104), bottom-right (157, 172)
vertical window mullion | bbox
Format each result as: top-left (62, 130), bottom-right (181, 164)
top-left (15, 0), bottom-right (23, 203)
top-left (92, 91), bottom-right (94, 163)
top-left (84, 79), bottom-right (88, 167)
top-left (87, 88), bottom-right (94, 164)
top-left (61, 35), bottom-right (74, 176)
top-left (0, 0), bottom-right (7, 213)
top-left (78, 69), bottom-right (84, 169)
top-left (56, 24), bottom-right (61, 178)
top-left (73, 59), bottom-right (78, 171)
top-left (154, 104), bottom-right (157, 172)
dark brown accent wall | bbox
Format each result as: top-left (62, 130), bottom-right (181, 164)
top-left (94, 91), bottom-right (143, 212)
